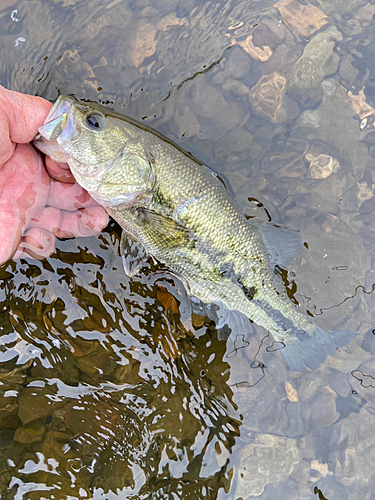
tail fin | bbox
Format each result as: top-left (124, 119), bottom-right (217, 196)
top-left (191, 297), bottom-right (356, 371)
top-left (279, 326), bottom-right (356, 372)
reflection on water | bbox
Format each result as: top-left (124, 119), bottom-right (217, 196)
top-left (0, 225), bottom-right (238, 498)
top-left (1, 0), bottom-right (375, 498)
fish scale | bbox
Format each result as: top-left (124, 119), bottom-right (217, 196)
top-left (33, 95), bottom-right (356, 371)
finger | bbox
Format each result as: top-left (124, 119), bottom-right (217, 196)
top-left (14, 228), bottom-right (56, 260)
top-left (0, 86), bottom-right (52, 143)
top-left (0, 198), bottom-right (19, 264)
top-left (0, 86), bottom-right (52, 164)
top-left (65, 206), bottom-right (109, 236)
top-left (45, 156), bottom-right (75, 183)
top-left (29, 205), bottom-right (109, 238)
top-left (47, 179), bottom-right (100, 211)
top-left (0, 144), bottom-right (49, 265)
top-left (0, 107), bottom-right (14, 165)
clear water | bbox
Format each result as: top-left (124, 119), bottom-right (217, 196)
top-left (0, 0), bottom-right (374, 498)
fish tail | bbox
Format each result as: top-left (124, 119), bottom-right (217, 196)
top-left (192, 292), bottom-right (356, 371)
top-left (279, 325), bottom-right (356, 372)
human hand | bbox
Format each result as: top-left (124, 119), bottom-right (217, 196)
top-left (0, 86), bottom-right (109, 265)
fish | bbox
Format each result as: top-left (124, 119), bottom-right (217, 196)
top-left (33, 95), bottom-right (356, 371)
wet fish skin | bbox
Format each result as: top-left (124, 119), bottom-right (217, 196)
top-left (33, 95), bottom-right (355, 371)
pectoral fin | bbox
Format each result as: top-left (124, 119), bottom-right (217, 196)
top-left (120, 231), bottom-right (149, 277)
top-left (137, 209), bottom-right (193, 247)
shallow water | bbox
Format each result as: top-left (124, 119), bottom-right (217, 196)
top-left (1, 0), bottom-right (375, 498)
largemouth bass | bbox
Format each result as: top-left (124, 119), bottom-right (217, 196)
top-left (33, 96), bottom-right (355, 371)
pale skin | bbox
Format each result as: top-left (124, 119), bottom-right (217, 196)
top-left (0, 86), bottom-right (108, 264)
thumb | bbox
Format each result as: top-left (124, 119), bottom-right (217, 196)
top-left (0, 86), bottom-right (52, 164)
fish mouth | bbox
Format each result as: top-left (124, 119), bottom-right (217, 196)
top-left (33, 95), bottom-right (79, 161)
top-left (45, 95), bottom-right (77, 124)
top-left (41, 95), bottom-right (79, 141)
top-left (37, 113), bottom-right (68, 141)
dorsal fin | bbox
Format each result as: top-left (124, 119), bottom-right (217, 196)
top-left (256, 224), bottom-right (302, 268)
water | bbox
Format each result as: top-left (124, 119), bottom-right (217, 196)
top-left (0, 0), bottom-right (375, 498)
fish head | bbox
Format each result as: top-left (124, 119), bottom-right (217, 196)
top-left (33, 95), bottom-right (154, 208)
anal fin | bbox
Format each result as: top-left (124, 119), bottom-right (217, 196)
top-left (191, 297), bottom-right (251, 340)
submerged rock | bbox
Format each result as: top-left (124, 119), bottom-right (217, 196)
top-left (234, 433), bottom-right (302, 497)
top-left (292, 26), bottom-right (343, 88)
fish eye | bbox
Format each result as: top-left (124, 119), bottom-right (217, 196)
top-left (86, 113), bottom-right (105, 130)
